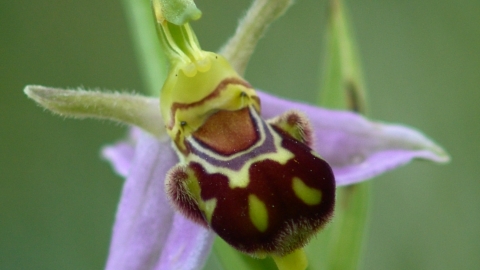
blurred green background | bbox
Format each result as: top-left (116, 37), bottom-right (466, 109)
top-left (1, 0), bottom-right (479, 269)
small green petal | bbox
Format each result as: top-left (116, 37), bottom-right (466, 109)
top-left (24, 85), bottom-right (164, 137)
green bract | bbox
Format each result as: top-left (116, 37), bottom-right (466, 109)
top-left (152, 0), bottom-right (201, 25)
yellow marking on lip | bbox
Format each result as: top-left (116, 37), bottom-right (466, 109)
top-left (184, 170), bottom-right (217, 223)
top-left (202, 198), bottom-right (217, 223)
top-left (248, 194), bottom-right (268, 232)
top-left (292, 177), bottom-right (322, 205)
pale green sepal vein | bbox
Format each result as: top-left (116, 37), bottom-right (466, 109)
top-left (24, 85), bottom-right (164, 137)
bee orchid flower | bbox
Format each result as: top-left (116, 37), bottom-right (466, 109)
top-left (24, 83), bottom-right (449, 270)
top-left (24, 0), bottom-right (449, 269)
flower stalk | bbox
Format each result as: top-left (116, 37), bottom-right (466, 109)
top-left (122, 0), bottom-right (168, 96)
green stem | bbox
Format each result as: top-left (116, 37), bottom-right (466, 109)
top-left (122, 0), bottom-right (168, 96)
top-left (315, 0), bottom-right (371, 269)
top-left (321, 0), bottom-right (367, 113)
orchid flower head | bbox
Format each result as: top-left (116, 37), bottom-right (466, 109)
top-left (150, 3), bottom-right (336, 261)
top-left (24, 0), bottom-right (450, 269)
